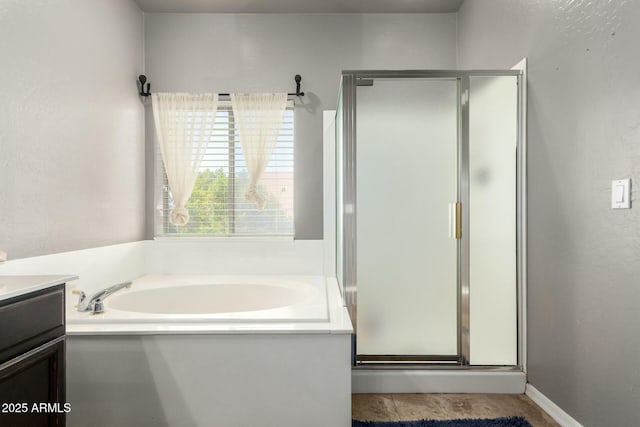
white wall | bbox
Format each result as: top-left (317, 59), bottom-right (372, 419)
top-left (0, 9), bottom-right (457, 254)
top-left (0, 0), bottom-right (146, 259)
top-left (458, 0), bottom-right (640, 424)
top-left (143, 13), bottom-right (458, 239)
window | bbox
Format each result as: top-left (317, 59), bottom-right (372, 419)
top-left (155, 101), bottom-right (294, 237)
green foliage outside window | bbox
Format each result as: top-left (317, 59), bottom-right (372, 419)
top-left (165, 168), bottom-right (293, 235)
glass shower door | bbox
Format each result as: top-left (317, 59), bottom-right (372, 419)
top-left (355, 78), bottom-right (460, 361)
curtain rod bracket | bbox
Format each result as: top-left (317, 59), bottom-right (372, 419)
top-left (294, 74), bottom-right (305, 97)
top-left (138, 75), bottom-right (151, 97)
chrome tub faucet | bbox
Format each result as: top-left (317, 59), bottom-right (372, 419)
top-left (74, 281), bottom-right (132, 313)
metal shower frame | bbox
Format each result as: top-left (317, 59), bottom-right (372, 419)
top-left (338, 69), bottom-right (526, 370)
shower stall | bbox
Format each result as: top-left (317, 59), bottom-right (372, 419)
top-left (336, 70), bottom-right (525, 368)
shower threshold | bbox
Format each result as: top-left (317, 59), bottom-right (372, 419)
top-left (357, 354), bottom-right (461, 366)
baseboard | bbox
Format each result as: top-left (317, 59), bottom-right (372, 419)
top-left (352, 370), bottom-right (526, 394)
top-left (525, 383), bottom-right (583, 427)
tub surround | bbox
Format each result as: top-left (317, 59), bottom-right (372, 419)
top-left (67, 332), bottom-right (351, 427)
top-left (0, 241), bottom-right (148, 300)
top-left (0, 243), bottom-right (352, 426)
top-left (66, 275), bottom-right (352, 427)
top-left (0, 239), bottom-right (323, 298)
top-left (146, 239), bottom-right (324, 277)
top-left (0, 275), bottom-right (78, 302)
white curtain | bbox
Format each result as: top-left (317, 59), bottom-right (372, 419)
top-left (152, 92), bottom-right (219, 226)
top-left (230, 93), bottom-right (288, 210)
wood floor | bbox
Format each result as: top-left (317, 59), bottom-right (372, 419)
top-left (352, 394), bottom-right (560, 427)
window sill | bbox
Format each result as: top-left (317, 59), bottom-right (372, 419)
top-left (153, 235), bottom-right (295, 243)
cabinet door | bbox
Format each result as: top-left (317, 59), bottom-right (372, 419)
top-left (0, 337), bottom-right (65, 427)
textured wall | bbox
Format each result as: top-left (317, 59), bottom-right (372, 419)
top-left (458, 1), bottom-right (640, 425)
top-left (143, 13), bottom-right (458, 239)
top-left (0, 0), bottom-right (145, 259)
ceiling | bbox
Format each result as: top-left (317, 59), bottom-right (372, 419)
top-left (134, 0), bottom-right (465, 14)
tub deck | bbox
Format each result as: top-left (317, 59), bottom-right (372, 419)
top-left (66, 275), bottom-right (352, 335)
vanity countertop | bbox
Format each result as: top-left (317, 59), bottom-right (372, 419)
top-left (0, 275), bottom-right (78, 302)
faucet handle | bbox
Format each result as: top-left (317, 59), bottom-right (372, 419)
top-left (92, 299), bottom-right (105, 314)
top-left (72, 289), bottom-right (86, 307)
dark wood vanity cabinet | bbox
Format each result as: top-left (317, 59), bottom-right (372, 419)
top-left (0, 285), bottom-right (66, 427)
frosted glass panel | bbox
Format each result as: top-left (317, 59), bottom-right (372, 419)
top-left (468, 76), bottom-right (518, 365)
top-left (335, 92), bottom-right (344, 294)
top-left (356, 79), bottom-right (458, 356)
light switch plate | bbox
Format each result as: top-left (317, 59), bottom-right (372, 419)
top-left (611, 179), bottom-right (631, 209)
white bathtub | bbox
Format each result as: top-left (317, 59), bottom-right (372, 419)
top-left (65, 275), bottom-right (353, 427)
top-left (67, 274), bottom-right (328, 324)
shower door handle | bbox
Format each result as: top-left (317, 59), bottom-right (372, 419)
top-left (449, 202), bottom-right (462, 239)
